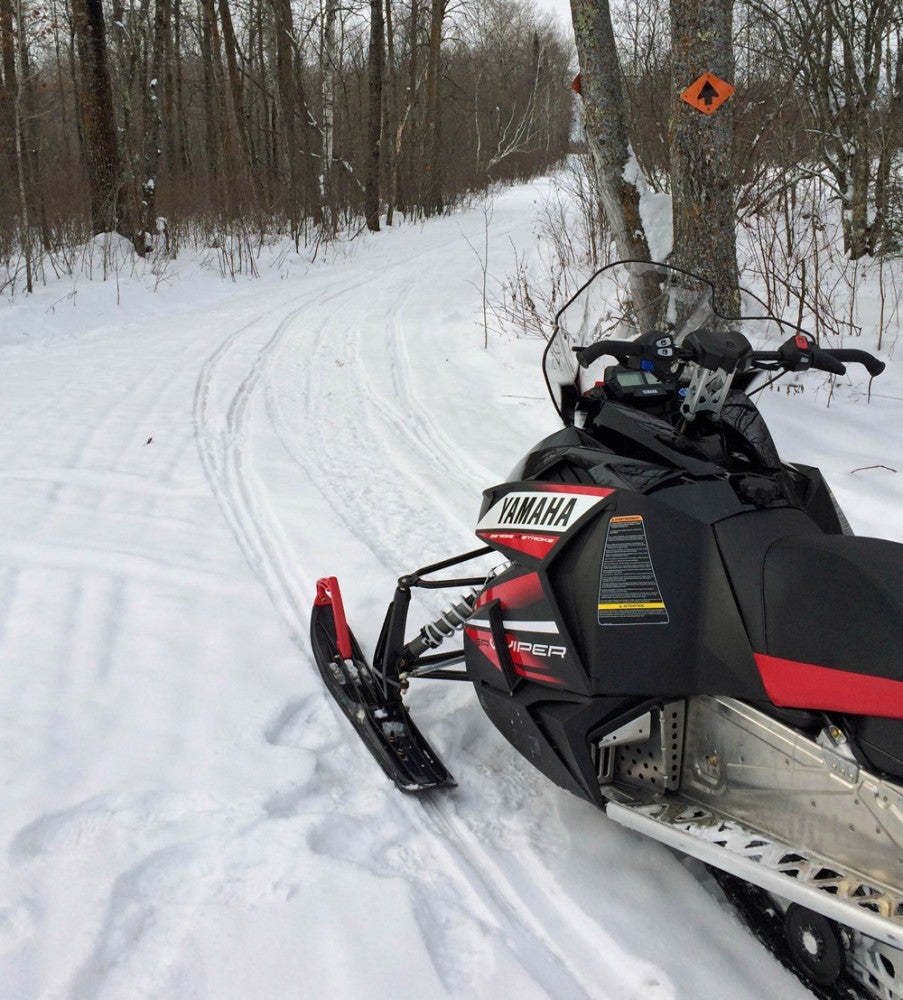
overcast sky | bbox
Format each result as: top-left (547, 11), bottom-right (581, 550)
top-left (533, 0), bottom-right (573, 28)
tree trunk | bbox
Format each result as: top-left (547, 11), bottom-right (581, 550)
top-left (139, 0), bottom-right (167, 256)
top-left (0, 0), bottom-right (15, 176)
top-left (200, 0), bottom-right (232, 198)
top-left (366, 0), bottom-right (384, 231)
top-left (670, 0), bottom-right (739, 312)
top-left (391, 0), bottom-right (419, 216)
top-left (570, 0), bottom-right (651, 264)
top-left (321, 0), bottom-right (338, 231)
top-left (273, 0), bottom-right (300, 235)
top-left (71, 0), bottom-right (129, 236)
top-left (383, 0), bottom-right (397, 225)
top-left (172, 0), bottom-right (189, 171)
top-left (424, 0), bottom-right (446, 216)
top-left (12, 0), bottom-right (30, 288)
top-left (218, 0), bottom-right (252, 177)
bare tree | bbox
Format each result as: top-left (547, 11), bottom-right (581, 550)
top-left (741, 0), bottom-right (903, 258)
top-left (0, 0), bottom-right (15, 179)
top-left (424, 0), bottom-right (447, 216)
top-left (365, 0), bottom-right (385, 231)
top-left (570, 0), bottom-right (651, 263)
top-left (0, 0), bottom-right (573, 266)
top-left (72, 0), bottom-right (129, 236)
top-left (321, 0), bottom-right (339, 230)
top-left (11, 0), bottom-right (29, 288)
top-left (139, 0), bottom-right (168, 257)
top-left (669, 0), bottom-right (738, 311)
top-left (218, 0), bottom-right (253, 177)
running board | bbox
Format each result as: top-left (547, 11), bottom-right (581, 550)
top-left (606, 798), bottom-right (903, 950)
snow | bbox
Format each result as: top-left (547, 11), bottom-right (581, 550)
top-left (1, 174), bottom-right (899, 1000)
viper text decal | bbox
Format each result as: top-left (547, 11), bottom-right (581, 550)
top-left (469, 634), bottom-right (567, 659)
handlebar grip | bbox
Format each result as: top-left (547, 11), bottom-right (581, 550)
top-left (574, 340), bottom-right (642, 368)
top-left (811, 345), bottom-right (846, 376)
top-left (826, 349), bottom-right (885, 377)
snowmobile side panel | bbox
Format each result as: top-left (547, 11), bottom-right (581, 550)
top-left (472, 683), bottom-right (591, 799)
top-left (546, 490), bottom-right (767, 700)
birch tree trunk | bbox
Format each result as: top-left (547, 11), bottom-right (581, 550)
top-left (570, 0), bottom-right (651, 263)
top-left (669, 0), bottom-right (738, 313)
top-left (139, 0), bottom-right (167, 257)
top-left (320, 0), bottom-right (338, 232)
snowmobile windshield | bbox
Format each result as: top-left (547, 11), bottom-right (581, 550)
top-left (542, 259), bottom-right (797, 419)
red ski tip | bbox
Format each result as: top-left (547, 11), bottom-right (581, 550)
top-left (314, 577), bottom-right (353, 660)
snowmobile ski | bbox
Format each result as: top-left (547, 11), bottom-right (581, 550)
top-left (310, 577), bottom-right (455, 792)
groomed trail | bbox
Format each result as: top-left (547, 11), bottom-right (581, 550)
top-left (3, 178), bottom-right (875, 999)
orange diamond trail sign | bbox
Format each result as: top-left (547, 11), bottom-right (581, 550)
top-left (680, 73), bottom-right (735, 115)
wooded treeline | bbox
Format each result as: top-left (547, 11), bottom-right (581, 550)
top-left (0, 0), bottom-right (572, 271)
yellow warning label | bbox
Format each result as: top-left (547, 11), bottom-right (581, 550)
top-left (598, 602), bottom-right (667, 611)
top-left (597, 515), bottom-right (669, 625)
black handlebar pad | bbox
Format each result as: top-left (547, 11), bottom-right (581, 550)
top-left (574, 340), bottom-right (642, 367)
top-left (826, 349), bottom-right (885, 377)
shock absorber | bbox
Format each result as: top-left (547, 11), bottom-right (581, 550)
top-left (403, 589), bottom-right (479, 661)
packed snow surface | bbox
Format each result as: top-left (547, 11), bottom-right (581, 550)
top-left (1, 177), bottom-right (900, 1000)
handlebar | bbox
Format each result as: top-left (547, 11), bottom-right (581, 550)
top-left (826, 349), bottom-right (886, 378)
top-left (576, 334), bottom-right (884, 379)
top-left (754, 338), bottom-right (884, 377)
top-left (574, 340), bottom-right (642, 367)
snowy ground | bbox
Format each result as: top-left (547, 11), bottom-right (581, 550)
top-left (1, 177), bottom-right (900, 1000)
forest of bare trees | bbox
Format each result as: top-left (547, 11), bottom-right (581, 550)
top-left (2, 0), bottom-right (901, 301)
top-left (0, 0), bottom-right (573, 281)
top-left (610, 0), bottom-right (903, 260)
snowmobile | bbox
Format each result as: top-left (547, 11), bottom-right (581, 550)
top-left (310, 259), bottom-right (902, 999)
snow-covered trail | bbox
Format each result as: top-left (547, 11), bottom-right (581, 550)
top-left (2, 179), bottom-right (877, 999)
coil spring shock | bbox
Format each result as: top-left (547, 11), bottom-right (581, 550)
top-left (417, 589), bottom-right (480, 650)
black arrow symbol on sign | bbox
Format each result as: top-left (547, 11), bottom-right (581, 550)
top-left (698, 80), bottom-right (719, 107)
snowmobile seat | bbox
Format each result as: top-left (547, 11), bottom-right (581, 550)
top-left (762, 533), bottom-right (903, 687)
top-left (761, 532), bottom-right (903, 781)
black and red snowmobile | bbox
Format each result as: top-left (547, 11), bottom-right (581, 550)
top-left (310, 259), bottom-right (902, 999)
